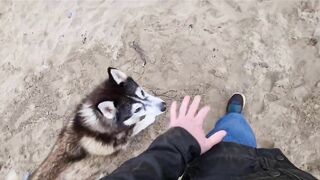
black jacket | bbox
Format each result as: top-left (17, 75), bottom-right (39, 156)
top-left (101, 127), bottom-right (317, 180)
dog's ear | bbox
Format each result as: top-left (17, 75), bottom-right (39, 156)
top-left (98, 101), bottom-right (116, 119)
top-left (108, 67), bottom-right (128, 85)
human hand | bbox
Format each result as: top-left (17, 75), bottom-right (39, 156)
top-left (169, 95), bottom-right (227, 154)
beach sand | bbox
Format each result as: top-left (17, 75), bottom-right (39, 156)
top-left (0, 0), bottom-right (319, 179)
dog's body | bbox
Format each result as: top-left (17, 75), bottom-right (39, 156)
top-left (30, 67), bottom-right (166, 180)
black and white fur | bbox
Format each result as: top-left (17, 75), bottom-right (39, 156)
top-left (29, 67), bottom-right (166, 180)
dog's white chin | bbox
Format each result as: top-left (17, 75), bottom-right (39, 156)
top-left (132, 115), bottom-right (156, 136)
top-left (123, 117), bottom-right (140, 126)
top-left (123, 108), bottom-right (164, 126)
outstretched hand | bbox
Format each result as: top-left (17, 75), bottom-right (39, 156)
top-left (169, 95), bottom-right (227, 154)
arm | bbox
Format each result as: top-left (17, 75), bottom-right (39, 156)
top-left (101, 95), bottom-right (226, 180)
top-left (101, 127), bottom-right (200, 180)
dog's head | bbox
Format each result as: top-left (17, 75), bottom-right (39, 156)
top-left (80, 67), bottom-right (166, 130)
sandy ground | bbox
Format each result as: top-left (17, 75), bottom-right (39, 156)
top-left (1, 0), bottom-right (320, 179)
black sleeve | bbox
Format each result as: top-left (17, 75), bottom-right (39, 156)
top-left (100, 127), bottom-right (201, 180)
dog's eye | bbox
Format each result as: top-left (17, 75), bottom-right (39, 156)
top-left (134, 107), bottom-right (142, 113)
top-left (141, 90), bottom-right (145, 97)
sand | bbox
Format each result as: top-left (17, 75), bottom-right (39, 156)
top-left (0, 0), bottom-right (319, 179)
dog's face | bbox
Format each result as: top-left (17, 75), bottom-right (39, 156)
top-left (95, 67), bottom-right (166, 127)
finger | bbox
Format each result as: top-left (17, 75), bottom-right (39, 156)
top-left (203, 130), bottom-right (227, 154)
top-left (195, 106), bottom-right (210, 124)
top-left (186, 95), bottom-right (201, 117)
top-left (170, 101), bottom-right (177, 123)
top-left (179, 96), bottom-right (190, 117)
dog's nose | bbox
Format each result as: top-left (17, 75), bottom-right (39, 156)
top-left (160, 102), bottom-right (166, 112)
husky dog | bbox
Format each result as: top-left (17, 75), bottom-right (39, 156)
top-left (30, 67), bottom-right (166, 180)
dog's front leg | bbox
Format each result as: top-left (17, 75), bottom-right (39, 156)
top-left (132, 115), bottom-right (156, 136)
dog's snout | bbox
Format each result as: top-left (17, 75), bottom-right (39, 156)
top-left (160, 102), bottom-right (166, 112)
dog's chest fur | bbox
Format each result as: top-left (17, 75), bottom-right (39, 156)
top-left (80, 133), bottom-right (129, 156)
top-left (75, 124), bottom-right (134, 156)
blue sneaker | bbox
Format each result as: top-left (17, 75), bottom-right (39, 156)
top-left (226, 93), bottom-right (246, 114)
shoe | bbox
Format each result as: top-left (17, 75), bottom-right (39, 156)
top-left (226, 93), bottom-right (246, 114)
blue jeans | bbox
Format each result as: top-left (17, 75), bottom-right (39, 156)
top-left (206, 113), bottom-right (257, 148)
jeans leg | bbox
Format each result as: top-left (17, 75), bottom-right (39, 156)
top-left (206, 113), bottom-right (257, 148)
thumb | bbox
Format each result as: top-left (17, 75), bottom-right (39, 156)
top-left (203, 130), bottom-right (227, 153)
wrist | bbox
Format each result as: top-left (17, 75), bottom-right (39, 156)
top-left (167, 127), bottom-right (201, 160)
